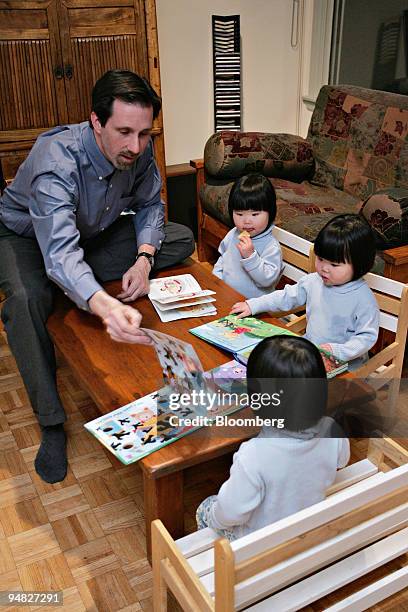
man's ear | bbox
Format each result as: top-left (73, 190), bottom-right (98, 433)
top-left (90, 112), bottom-right (102, 133)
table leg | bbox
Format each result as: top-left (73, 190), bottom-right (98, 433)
top-left (144, 470), bottom-right (184, 562)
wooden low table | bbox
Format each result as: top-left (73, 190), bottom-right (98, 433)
top-left (48, 259), bottom-right (257, 559)
top-left (48, 259), bottom-right (370, 560)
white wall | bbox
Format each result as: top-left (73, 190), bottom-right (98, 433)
top-left (156, 0), bottom-right (301, 165)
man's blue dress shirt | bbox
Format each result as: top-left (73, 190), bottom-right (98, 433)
top-left (0, 122), bottom-right (165, 310)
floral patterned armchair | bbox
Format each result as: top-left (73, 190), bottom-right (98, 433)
top-left (192, 84), bottom-right (408, 282)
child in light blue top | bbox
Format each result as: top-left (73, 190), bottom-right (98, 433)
top-left (231, 214), bottom-right (380, 369)
top-left (213, 173), bottom-right (282, 298)
top-left (196, 336), bottom-right (350, 540)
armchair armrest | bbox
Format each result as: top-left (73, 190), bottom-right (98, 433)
top-left (359, 187), bottom-right (408, 282)
top-left (360, 188), bottom-right (408, 247)
top-left (204, 131), bottom-right (314, 181)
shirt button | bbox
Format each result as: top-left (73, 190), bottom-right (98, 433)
top-left (109, 184), bottom-right (113, 188)
top-left (106, 206), bottom-right (110, 211)
top-left (98, 176), bottom-right (103, 180)
top-left (101, 227), bottom-right (105, 231)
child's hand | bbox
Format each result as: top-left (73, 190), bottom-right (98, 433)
top-left (320, 343), bottom-right (333, 354)
top-left (237, 234), bottom-right (255, 259)
top-left (230, 301), bottom-right (251, 318)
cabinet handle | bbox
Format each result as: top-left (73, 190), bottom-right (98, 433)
top-left (65, 64), bottom-right (73, 80)
top-left (54, 65), bottom-right (64, 79)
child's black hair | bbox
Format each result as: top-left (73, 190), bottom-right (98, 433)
top-left (228, 173), bottom-right (277, 229)
top-left (314, 214), bottom-right (376, 280)
top-left (246, 335), bottom-right (327, 432)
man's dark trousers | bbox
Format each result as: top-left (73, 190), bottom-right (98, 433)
top-left (0, 217), bottom-right (194, 426)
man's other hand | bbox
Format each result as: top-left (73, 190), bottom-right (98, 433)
top-left (117, 257), bottom-right (150, 302)
top-left (89, 291), bottom-right (152, 344)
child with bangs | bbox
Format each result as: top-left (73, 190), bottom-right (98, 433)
top-left (213, 173), bottom-right (282, 298)
top-left (196, 336), bottom-right (350, 540)
top-left (231, 214), bottom-right (380, 369)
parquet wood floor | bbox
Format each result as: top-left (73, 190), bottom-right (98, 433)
top-left (0, 324), bottom-right (236, 611)
top-left (0, 291), bottom-right (408, 610)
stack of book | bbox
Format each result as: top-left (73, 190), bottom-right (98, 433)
top-left (190, 315), bottom-right (348, 379)
top-left (148, 274), bottom-right (216, 322)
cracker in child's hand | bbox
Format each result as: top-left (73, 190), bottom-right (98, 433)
top-left (239, 230), bottom-right (250, 238)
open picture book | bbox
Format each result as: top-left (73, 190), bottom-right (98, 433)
top-left (190, 315), bottom-right (348, 379)
top-left (84, 329), bottom-right (245, 465)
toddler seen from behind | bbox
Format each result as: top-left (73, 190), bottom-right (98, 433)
top-left (196, 335), bottom-right (350, 540)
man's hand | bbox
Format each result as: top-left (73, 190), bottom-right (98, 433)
top-left (230, 301), bottom-right (252, 317)
top-left (89, 290), bottom-right (152, 344)
top-left (117, 256), bottom-right (151, 302)
top-left (237, 234), bottom-right (255, 259)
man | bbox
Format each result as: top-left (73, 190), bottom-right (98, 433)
top-left (0, 70), bottom-right (194, 483)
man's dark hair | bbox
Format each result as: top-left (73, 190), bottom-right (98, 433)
top-left (91, 69), bottom-right (162, 126)
top-left (246, 335), bottom-right (328, 432)
top-left (314, 214), bottom-right (376, 280)
top-left (228, 173), bottom-right (277, 229)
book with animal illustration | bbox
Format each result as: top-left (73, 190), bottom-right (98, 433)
top-left (84, 360), bottom-right (246, 465)
top-left (84, 326), bottom-right (245, 464)
top-left (189, 315), bottom-right (296, 352)
top-left (235, 345), bottom-right (348, 379)
top-left (190, 315), bottom-right (348, 379)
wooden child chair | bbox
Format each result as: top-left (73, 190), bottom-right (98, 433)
top-left (152, 437), bottom-right (408, 611)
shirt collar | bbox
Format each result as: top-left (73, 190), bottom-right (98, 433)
top-left (82, 123), bottom-right (114, 179)
top-left (234, 225), bottom-right (273, 241)
top-left (252, 224), bottom-right (273, 241)
top-left (325, 277), bottom-right (365, 294)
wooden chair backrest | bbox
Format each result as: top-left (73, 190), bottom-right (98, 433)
top-left (272, 225), bottom-right (314, 280)
top-left (209, 454), bottom-right (408, 610)
top-left (152, 439), bottom-right (408, 612)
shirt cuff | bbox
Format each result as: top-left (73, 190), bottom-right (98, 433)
top-left (246, 297), bottom-right (263, 315)
top-left (241, 251), bottom-right (260, 271)
top-left (64, 275), bottom-right (104, 312)
top-left (137, 227), bottom-right (165, 251)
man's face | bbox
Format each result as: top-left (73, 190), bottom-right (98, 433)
top-left (91, 99), bottom-right (153, 170)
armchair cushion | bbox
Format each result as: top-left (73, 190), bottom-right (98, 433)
top-left (309, 85), bottom-right (408, 201)
top-left (200, 177), bottom-right (360, 240)
top-left (200, 177), bottom-right (385, 275)
top-left (359, 187), bottom-right (408, 248)
top-left (204, 131), bottom-right (314, 181)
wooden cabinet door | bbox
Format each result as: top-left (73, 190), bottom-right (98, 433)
top-left (57, 0), bottom-right (149, 124)
top-left (0, 0), bottom-right (66, 179)
top-left (0, 0), bottom-right (167, 204)
top-left (57, 0), bottom-right (168, 205)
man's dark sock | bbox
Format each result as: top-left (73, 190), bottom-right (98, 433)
top-left (35, 424), bottom-right (67, 484)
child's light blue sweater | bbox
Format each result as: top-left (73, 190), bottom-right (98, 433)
top-left (212, 226), bottom-right (282, 298)
top-left (247, 272), bottom-right (379, 366)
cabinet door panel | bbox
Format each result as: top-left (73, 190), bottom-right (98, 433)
top-left (59, 0), bottom-right (149, 123)
top-left (0, 1), bottom-right (66, 132)
top-left (0, 0), bottom-right (66, 181)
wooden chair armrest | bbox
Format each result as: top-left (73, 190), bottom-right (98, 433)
top-left (285, 314), bottom-right (307, 334)
top-left (382, 245), bottom-right (408, 267)
top-left (190, 159), bottom-right (204, 170)
top-left (368, 437), bottom-right (408, 470)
